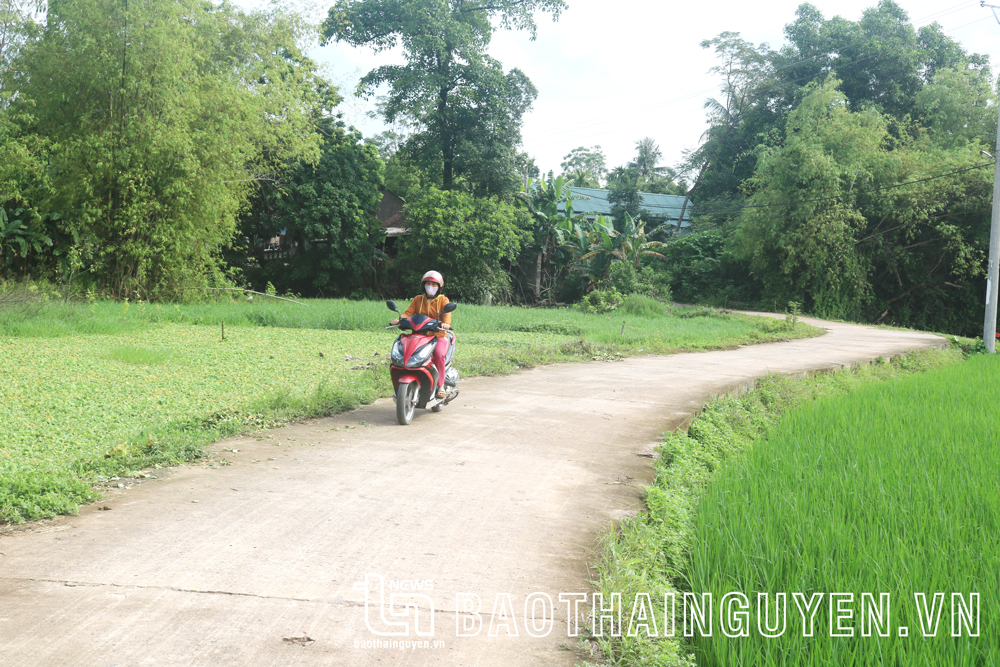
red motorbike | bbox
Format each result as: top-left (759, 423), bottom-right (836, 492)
top-left (385, 300), bottom-right (460, 425)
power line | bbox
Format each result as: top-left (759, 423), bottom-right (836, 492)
top-left (911, 0), bottom-right (979, 25)
top-left (523, 5), bottom-right (992, 150)
top-left (672, 161), bottom-right (995, 216)
top-left (743, 161), bottom-right (994, 208)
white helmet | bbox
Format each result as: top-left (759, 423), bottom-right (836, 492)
top-left (421, 270), bottom-right (444, 287)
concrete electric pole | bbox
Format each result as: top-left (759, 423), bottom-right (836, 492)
top-left (982, 1), bottom-right (1000, 352)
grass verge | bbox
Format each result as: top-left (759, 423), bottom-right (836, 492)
top-left (584, 347), bottom-right (965, 667)
top-left (0, 297), bottom-right (819, 523)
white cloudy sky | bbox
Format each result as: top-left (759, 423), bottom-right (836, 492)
top-left (246, 0), bottom-right (1000, 177)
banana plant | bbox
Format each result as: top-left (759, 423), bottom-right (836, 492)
top-left (0, 206), bottom-right (53, 265)
top-left (574, 213), bottom-right (667, 290)
top-left (517, 175), bottom-right (587, 301)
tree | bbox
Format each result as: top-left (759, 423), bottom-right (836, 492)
top-left (606, 165), bottom-right (643, 232)
top-left (0, 0), bottom-right (41, 78)
top-left (560, 145), bottom-right (606, 187)
top-left (628, 137), bottom-right (686, 197)
top-left (916, 67), bottom-right (998, 150)
top-left (0, 0), bottom-right (44, 222)
top-left (10, 0), bottom-right (326, 297)
top-left (239, 117), bottom-right (385, 297)
top-left (630, 138), bottom-right (664, 181)
top-left (322, 0), bottom-right (565, 197)
top-left (675, 32), bottom-right (773, 231)
top-left (516, 174), bottom-right (582, 302)
top-left (366, 124), bottom-right (436, 202)
top-left (578, 214), bottom-right (666, 290)
top-left (691, 2), bottom-right (991, 210)
top-left (660, 2), bottom-right (996, 333)
top-left (733, 77), bottom-right (990, 325)
top-left (734, 79), bottom-right (888, 316)
top-left (396, 187), bottom-right (529, 303)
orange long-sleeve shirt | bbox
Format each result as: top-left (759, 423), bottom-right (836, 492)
top-left (401, 294), bottom-right (451, 337)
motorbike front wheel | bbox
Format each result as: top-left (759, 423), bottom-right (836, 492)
top-left (395, 382), bottom-right (417, 425)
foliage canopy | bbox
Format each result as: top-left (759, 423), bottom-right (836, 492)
top-left (322, 0), bottom-right (565, 197)
top-left (2, 0), bottom-right (329, 298)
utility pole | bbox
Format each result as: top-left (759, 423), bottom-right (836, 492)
top-left (983, 2), bottom-right (1000, 352)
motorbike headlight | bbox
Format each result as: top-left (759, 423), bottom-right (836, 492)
top-left (391, 339), bottom-right (404, 366)
top-left (406, 341), bottom-right (435, 368)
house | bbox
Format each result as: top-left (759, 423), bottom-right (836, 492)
top-left (556, 187), bottom-right (693, 232)
top-left (377, 187), bottom-right (408, 237)
top-left (257, 188), bottom-right (408, 264)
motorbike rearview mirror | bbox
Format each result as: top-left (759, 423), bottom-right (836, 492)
top-left (441, 302), bottom-right (457, 314)
top-left (386, 300), bottom-right (399, 312)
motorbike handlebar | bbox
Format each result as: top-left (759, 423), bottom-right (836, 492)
top-left (386, 321), bottom-right (453, 333)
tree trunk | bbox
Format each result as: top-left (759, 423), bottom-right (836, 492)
top-left (438, 84), bottom-right (454, 190)
top-left (534, 249), bottom-right (542, 301)
top-left (443, 141), bottom-right (454, 190)
top-left (675, 159), bottom-right (709, 233)
top-left (675, 119), bottom-right (740, 233)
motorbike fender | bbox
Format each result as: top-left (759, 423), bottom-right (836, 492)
top-left (393, 373), bottom-right (421, 386)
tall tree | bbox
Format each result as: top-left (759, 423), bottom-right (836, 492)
top-left (11, 0), bottom-right (326, 297)
top-left (322, 0), bottom-right (564, 196)
top-left (239, 116), bottom-right (385, 297)
top-left (606, 165), bottom-right (643, 232)
top-left (733, 77), bottom-right (991, 326)
top-left (630, 137), bottom-right (663, 181)
top-left (396, 187), bottom-right (529, 302)
top-left (560, 145), bottom-right (606, 186)
top-left (675, 31), bottom-right (773, 230)
top-left (0, 0), bottom-right (41, 78)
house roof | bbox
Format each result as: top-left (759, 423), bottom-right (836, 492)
top-left (557, 187), bottom-right (693, 227)
top-left (377, 188), bottom-right (407, 229)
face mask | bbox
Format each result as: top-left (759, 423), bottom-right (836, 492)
top-left (424, 284), bottom-right (439, 297)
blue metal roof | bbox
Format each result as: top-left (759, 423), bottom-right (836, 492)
top-left (557, 187), bottom-right (693, 227)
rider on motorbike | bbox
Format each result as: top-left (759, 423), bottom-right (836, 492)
top-left (390, 270), bottom-right (452, 399)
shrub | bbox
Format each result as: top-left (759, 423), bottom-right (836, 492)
top-left (396, 187), bottom-right (530, 303)
top-left (601, 260), bottom-right (673, 302)
top-left (578, 288), bottom-right (624, 313)
top-left (619, 293), bottom-right (669, 318)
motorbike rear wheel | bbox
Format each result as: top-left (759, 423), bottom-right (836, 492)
top-left (395, 382), bottom-right (417, 425)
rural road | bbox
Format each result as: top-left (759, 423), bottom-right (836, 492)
top-left (0, 316), bottom-right (946, 667)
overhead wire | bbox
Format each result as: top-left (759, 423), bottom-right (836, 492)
top-left (523, 2), bottom-right (994, 150)
top-left (563, 162), bottom-right (994, 223)
top-left (721, 161), bottom-right (994, 211)
top-left (618, 161), bottom-right (995, 224)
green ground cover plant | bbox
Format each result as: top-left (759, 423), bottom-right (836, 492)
top-left (0, 297), bottom-right (818, 523)
top-left (586, 348), bottom-right (965, 667)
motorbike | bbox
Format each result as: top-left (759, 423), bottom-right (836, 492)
top-left (385, 299), bottom-right (460, 425)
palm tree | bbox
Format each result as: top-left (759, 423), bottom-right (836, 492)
top-left (630, 137), bottom-right (664, 182)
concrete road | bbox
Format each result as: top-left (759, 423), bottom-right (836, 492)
top-left (0, 317), bottom-right (946, 667)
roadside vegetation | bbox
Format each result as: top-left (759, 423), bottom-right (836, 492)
top-left (583, 347), bottom-right (1000, 667)
top-left (0, 294), bottom-right (818, 524)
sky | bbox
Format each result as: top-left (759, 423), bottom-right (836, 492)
top-left (245, 0), bottom-right (1000, 180)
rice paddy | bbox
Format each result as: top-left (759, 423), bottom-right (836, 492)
top-left (689, 353), bottom-right (1000, 666)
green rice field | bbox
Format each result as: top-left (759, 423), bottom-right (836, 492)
top-left (689, 353), bottom-right (1000, 666)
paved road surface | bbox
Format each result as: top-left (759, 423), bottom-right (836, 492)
top-left (0, 316), bottom-right (946, 666)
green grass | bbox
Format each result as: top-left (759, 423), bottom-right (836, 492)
top-left (688, 352), bottom-right (999, 667)
top-left (0, 295), bottom-right (812, 348)
top-left (585, 348), bottom-right (965, 667)
top-left (0, 297), bottom-right (819, 524)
